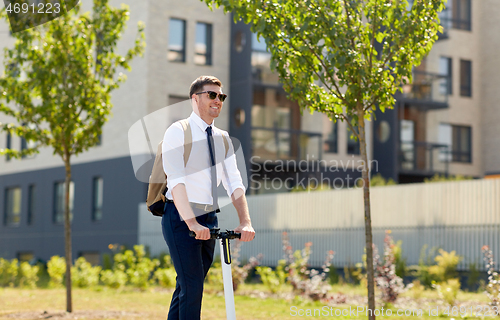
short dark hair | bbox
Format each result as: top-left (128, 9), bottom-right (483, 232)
top-left (189, 76), bottom-right (223, 99)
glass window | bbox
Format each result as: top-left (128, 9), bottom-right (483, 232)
top-left (168, 18), bottom-right (186, 62)
top-left (347, 125), bottom-right (360, 155)
top-left (92, 177), bottom-right (103, 221)
top-left (324, 121), bottom-right (338, 153)
top-left (439, 57), bottom-right (452, 95)
top-left (451, 0), bottom-right (471, 31)
top-left (4, 187), bottom-right (22, 226)
top-left (27, 185), bottom-right (35, 225)
top-left (452, 125), bottom-right (472, 163)
top-left (460, 60), bottom-right (472, 97)
top-left (195, 22), bottom-right (212, 65)
top-left (438, 123), bottom-right (471, 163)
top-left (53, 181), bottom-right (74, 224)
top-left (6, 132), bottom-right (11, 161)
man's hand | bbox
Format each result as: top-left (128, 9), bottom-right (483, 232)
top-left (234, 223), bottom-right (255, 242)
top-left (187, 220), bottom-right (210, 240)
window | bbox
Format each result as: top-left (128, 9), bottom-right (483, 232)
top-left (451, 0), bottom-right (471, 31)
top-left (324, 121), bottom-right (338, 153)
top-left (460, 60), bottom-right (472, 97)
top-left (92, 177), bottom-right (103, 221)
top-left (4, 187), bottom-right (21, 226)
top-left (347, 125), bottom-right (360, 155)
top-left (439, 57), bottom-right (452, 95)
top-left (168, 18), bottom-right (186, 62)
top-left (53, 181), bottom-right (74, 224)
top-left (80, 252), bottom-right (100, 266)
top-left (27, 185), bottom-right (35, 225)
top-left (452, 125), bottom-right (472, 163)
top-left (195, 22), bottom-right (212, 65)
top-left (6, 132), bottom-right (11, 161)
top-left (438, 123), bottom-right (472, 163)
top-left (17, 252), bottom-right (34, 262)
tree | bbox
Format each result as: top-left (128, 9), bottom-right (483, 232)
top-left (202, 0), bottom-right (444, 317)
top-left (0, 0), bottom-right (145, 312)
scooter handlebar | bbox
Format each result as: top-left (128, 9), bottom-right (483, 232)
top-left (189, 228), bottom-right (241, 240)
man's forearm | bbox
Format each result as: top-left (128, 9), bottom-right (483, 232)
top-left (231, 188), bottom-right (251, 225)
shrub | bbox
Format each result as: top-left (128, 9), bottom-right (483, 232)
top-left (429, 249), bottom-right (462, 283)
top-left (467, 261), bottom-right (481, 291)
top-left (230, 240), bottom-right (262, 291)
top-left (482, 245), bottom-right (500, 307)
top-left (72, 257), bottom-right (101, 288)
top-left (113, 245), bottom-right (158, 290)
top-left (0, 258), bottom-right (19, 287)
top-left (100, 269), bottom-right (127, 289)
top-left (373, 230), bottom-right (404, 304)
top-left (433, 278), bottom-right (461, 306)
top-left (47, 256), bottom-right (66, 288)
top-left (282, 232), bottom-right (334, 301)
top-left (154, 267), bottom-right (177, 288)
top-left (256, 260), bottom-right (288, 294)
top-left (205, 261), bottom-right (223, 288)
top-left (407, 280), bottom-right (425, 300)
top-left (18, 262), bottom-right (39, 288)
top-left (409, 244), bottom-right (440, 288)
top-left (153, 254), bottom-right (177, 288)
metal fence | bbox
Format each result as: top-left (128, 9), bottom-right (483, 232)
top-left (138, 179), bottom-right (500, 271)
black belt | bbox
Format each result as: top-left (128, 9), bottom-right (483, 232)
top-left (166, 199), bottom-right (220, 213)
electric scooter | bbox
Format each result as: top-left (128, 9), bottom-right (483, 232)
top-left (189, 228), bottom-right (241, 320)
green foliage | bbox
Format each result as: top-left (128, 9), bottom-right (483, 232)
top-left (392, 240), bottom-right (407, 278)
top-left (100, 269), bottom-right (127, 289)
top-left (467, 261), bottom-right (480, 291)
top-left (424, 174), bottom-right (472, 183)
top-left (408, 245), bottom-right (440, 288)
top-left (429, 249), bottom-right (463, 282)
top-left (205, 261), bottom-right (223, 288)
top-left (370, 173), bottom-right (397, 187)
top-left (291, 183), bottom-right (331, 193)
top-left (113, 245), bottom-right (159, 290)
top-left (18, 262), bottom-right (39, 288)
top-left (230, 240), bottom-right (262, 291)
top-left (433, 278), bottom-right (461, 306)
top-left (256, 260), bottom-right (288, 294)
top-left (0, 258), bottom-right (19, 287)
top-left (102, 254), bottom-right (113, 270)
top-left (329, 266), bottom-right (339, 285)
top-left (153, 254), bottom-right (176, 288)
top-left (154, 268), bottom-right (177, 288)
top-left (71, 257), bottom-right (102, 288)
top-left (47, 256), bottom-right (66, 288)
top-left (408, 280), bottom-right (425, 300)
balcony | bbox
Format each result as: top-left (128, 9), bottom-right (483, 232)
top-left (251, 126), bottom-right (323, 162)
top-left (400, 71), bottom-right (450, 110)
top-left (399, 141), bottom-right (450, 176)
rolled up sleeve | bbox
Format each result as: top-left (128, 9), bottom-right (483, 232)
top-left (221, 133), bottom-right (246, 197)
top-left (162, 123), bottom-right (186, 192)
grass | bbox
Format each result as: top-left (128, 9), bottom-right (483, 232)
top-left (0, 284), bottom-right (493, 320)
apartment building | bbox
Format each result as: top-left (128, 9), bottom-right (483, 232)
top-left (0, 0), bottom-right (231, 261)
top-left (1, 0), bottom-right (499, 261)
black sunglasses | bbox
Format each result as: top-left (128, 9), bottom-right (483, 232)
top-left (195, 91), bottom-right (227, 102)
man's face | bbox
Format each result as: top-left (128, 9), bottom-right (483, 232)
top-left (193, 84), bottom-right (224, 124)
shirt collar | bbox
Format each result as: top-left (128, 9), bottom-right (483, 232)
top-left (190, 111), bottom-right (214, 132)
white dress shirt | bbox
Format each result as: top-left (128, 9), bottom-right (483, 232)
top-left (162, 112), bottom-right (246, 204)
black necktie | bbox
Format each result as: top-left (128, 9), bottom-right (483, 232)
top-left (206, 126), bottom-right (218, 210)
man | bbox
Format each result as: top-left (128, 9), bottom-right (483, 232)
top-left (161, 75), bottom-right (255, 320)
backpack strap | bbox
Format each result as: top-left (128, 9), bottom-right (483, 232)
top-left (179, 119), bottom-right (192, 166)
top-left (222, 134), bottom-right (229, 158)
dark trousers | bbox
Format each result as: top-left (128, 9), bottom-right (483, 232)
top-left (161, 201), bottom-right (218, 320)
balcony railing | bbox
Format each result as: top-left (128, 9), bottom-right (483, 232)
top-left (401, 71), bottom-right (450, 105)
top-left (399, 141), bottom-right (450, 175)
top-left (251, 126), bottom-right (323, 162)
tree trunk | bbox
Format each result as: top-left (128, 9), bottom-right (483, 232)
top-left (64, 158), bottom-right (73, 313)
top-left (357, 107), bottom-right (375, 320)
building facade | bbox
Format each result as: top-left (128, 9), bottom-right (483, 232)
top-left (0, 0), bottom-right (498, 261)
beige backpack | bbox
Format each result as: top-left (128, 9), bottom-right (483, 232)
top-left (146, 119), bottom-right (229, 216)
